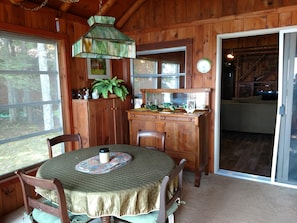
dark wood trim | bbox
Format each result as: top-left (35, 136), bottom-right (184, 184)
top-left (137, 38), bottom-right (193, 88)
top-left (0, 164), bottom-right (41, 183)
top-left (0, 22), bottom-right (73, 137)
top-left (0, 22), bottom-right (67, 40)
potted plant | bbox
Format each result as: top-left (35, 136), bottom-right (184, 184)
top-left (91, 76), bottom-right (129, 101)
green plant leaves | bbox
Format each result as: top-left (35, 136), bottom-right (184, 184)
top-left (91, 76), bottom-right (129, 101)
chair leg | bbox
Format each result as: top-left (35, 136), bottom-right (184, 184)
top-left (168, 214), bottom-right (174, 223)
top-left (113, 217), bottom-right (129, 223)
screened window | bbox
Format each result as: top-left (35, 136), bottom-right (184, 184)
top-left (0, 32), bottom-right (63, 176)
top-left (132, 52), bottom-right (185, 108)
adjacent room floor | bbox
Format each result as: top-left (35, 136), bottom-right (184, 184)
top-left (220, 130), bottom-right (274, 177)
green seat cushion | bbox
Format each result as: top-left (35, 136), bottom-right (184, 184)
top-left (119, 201), bottom-right (179, 223)
top-left (32, 209), bottom-right (62, 223)
top-left (32, 208), bottom-right (91, 223)
top-left (32, 200), bottom-right (91, 223)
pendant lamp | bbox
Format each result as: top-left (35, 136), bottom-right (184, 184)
top-left (72, 15), bottom-right (136, 59)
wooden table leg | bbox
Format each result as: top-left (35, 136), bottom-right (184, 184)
top-left (101, 216), bottom-right (111, 223)
top-left (194, 170), bottom-right (201, 187)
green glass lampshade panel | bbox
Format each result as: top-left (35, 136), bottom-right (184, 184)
top-left (87, 15), bottom-right (115, 26)
top-left (72, 16), bottom-right (136, 59)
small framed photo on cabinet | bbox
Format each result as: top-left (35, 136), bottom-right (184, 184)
top-left (87, 58), bottom-right (111, 79)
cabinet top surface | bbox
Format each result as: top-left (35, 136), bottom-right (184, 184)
top-left (127, 109), bottom-right (209, 117)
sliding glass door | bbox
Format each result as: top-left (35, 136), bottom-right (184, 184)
top-left (273, 29), bottom-right (297, 187)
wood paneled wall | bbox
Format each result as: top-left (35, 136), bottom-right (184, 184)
top-left (2, 0), bottom-right (297, 216)
top-left (124, 3), bottom-right (297, 174)
top-left (122, 0), bottom-right (297, 31)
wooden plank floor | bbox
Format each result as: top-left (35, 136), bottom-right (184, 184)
top-left (220, 130), bottom-right (274, 177)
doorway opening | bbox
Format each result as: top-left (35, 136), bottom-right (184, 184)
top-left (215, 28), bottom-right (281, 183)
top-left (216, 27), bottom-right (297, 189)
top-left (220, 34), bottom-right (278, 178)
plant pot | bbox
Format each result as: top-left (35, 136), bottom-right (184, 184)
top-left (108, 94), bottom-right (117, 99)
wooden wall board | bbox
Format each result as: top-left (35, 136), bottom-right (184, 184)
top-left (3, 0), bottom-right (297, 215)
top-left (279, 11), bottom-right (293, 26)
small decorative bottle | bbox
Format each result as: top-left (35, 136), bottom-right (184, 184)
top-left (92, 89), bottom-right (99, 99)
top-left (84, 88), bottom-right (90, 100)
top-left (99, 148), bottom-right (110, 163)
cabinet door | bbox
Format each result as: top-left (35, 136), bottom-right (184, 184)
top-left (89, 99), bottom-right (116, 145)
top-left (90, 98), bottom-right (130, 145)
top-left (73, 100), bottom-right (90, 147)
top-left (73, 98), bottom-right (130, 147)
top-left (130, 120), bottom-right (157, 145)
top-left (128, 113), bottom-right (158, 145)
top-left (164, 121), bottom-right (197, 153)
top-left (164, 121), bottom-right (198, 170)
top-left (113, 98), bottom-right (130, 144)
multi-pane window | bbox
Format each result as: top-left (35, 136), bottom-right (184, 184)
top-left (0, 32), bottom-right (63, 177)
top-left (161, 62), bottom-right (180, 89)
top-left (132, 56), bottom-right (185, 108)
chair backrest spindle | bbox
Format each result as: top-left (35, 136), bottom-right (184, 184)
top-left (47, 133), bottom-right (82, 158)
top-left (157, 158), bottom-right (186, 223)
top-left (15, 170), bottom-right (70, 223)
top-left (136, 130), bottom-right (166, 152)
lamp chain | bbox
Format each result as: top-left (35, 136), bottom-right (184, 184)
top-left (98, 0), bottom-right (103, 15)
top-left (18, 0), bottom-right (48, 11)
top-left (17, 0), bottom-right (79, 11)
top-left (60, 0), bottom-right (79, 2)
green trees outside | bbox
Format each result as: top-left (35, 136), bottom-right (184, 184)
top-left (0, 33), bottom-right (63, 176)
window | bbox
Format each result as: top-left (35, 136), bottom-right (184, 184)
top-left (0, 32), bottom-right (63, 177)
top-left (132, 49), bottom-right (186, 108)
top-left (161, 62), bottom-right (181, 89)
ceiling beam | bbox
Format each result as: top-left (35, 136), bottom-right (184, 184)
top-left (97, 0), bottom-right (117, 15)
top-left (116, 0), bottom-right (146, 28)
top-left (60, 2), bottom-right (72, 12)
top-left (10, 0), bottom-right (25, 4)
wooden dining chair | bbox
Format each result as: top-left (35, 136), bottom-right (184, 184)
top-left (117, 158), bottom-right (187, 223)
top-left (15, 170), bottom-right (91, 223)
top-left (136, 130), bottom-right (166, 152)
top-left (47, 133), bottom-right (82, 158)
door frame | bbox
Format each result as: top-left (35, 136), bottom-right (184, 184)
top-left (214, 26), bottom-right (297, 186)
top-left (271, 27), bottom-right (297, 189)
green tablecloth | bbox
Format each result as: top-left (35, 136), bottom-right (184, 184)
top-left (36, 144), bottom-right (175, 218)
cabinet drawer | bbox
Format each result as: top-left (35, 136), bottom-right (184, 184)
top-left (128, 112), bottom-right (158, 120)
top-left (159, 115), bottom-right (198, 124)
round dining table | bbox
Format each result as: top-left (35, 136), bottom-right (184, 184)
top-left (36, 144), bottom-right (176, 222)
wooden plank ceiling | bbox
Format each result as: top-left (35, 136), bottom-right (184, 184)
top-left (9, 0), bottom-right (145, 28)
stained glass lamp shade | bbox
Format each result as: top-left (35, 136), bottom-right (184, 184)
top-left (72, 16), bottom-right (136, 59)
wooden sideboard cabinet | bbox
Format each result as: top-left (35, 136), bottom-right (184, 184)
top-left (72, 98), bottom-right (131, 148)
top-left (127, 110), bottom-right (209, 187)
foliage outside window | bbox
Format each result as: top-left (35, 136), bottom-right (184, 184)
top-left (0, 32), bottom-right (63, 177)
top-left (133, 58), bottom-right (184, 108)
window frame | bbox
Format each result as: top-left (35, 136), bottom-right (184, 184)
top-left (0, 25), bottom-right (71, 181)
top-left (130, 39), bottom-right (193, 108)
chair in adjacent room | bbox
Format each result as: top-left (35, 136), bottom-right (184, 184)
top-left (117, 158), bottom-right (187, 223)
top-left (47, 133), bottom-right (82, 158)
top-left (15, 170), bottom-right (91, 223)
top-left (136, 130), bottom-right (166, 152)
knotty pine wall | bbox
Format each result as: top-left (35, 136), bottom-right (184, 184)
top-left (0, 1), bottom-right (87, 216)
top-left (1, 0), bottom-right (297, 216)
top-left (123, 3), bottom-right (297, 177)
top-left (0, 1), bottom-right (131, 215)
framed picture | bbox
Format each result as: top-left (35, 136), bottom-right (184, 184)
top-left (87, 58), bottom-right (111, 79)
